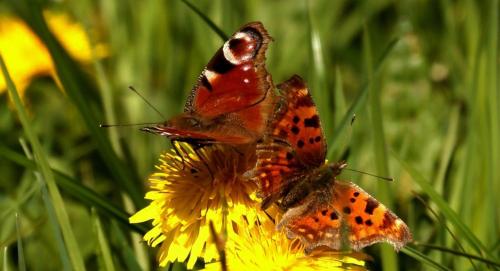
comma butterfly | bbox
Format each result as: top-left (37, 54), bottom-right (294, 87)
top-left (251, 75), bottom-right (412, 252)
top-left (141, 22), bottom-right (275, 147)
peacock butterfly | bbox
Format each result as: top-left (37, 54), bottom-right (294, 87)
top-left (141, 22), bottom-right (275, 147)
top-left (250, 75), bottom-right (412, 252)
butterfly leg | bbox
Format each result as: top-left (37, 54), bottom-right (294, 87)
top-left (192, 145), bottom-right (214, 181)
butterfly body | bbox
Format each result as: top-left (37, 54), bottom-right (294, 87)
top-left (142, 22), bottom-right (275, 147)
top-left (278, 162), bottom-right (346, 211)
top-left (252, 75), bottom-right (412, 252)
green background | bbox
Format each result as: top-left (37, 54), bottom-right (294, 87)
top-left (0, 0), bottom-right (499, 270)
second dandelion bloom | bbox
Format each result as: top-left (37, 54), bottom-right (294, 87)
top-left (204, 211), bottom-right (367, 271)
top-left (129, 143), bottom-right (263, 268)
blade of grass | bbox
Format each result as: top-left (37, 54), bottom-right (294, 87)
top-left (392, 152), bottom-right (490, 257)
top-left (15, 214), bottom-right (26, 271)
top-left (434, 105), bottom-right (459, 194)
top-left (1, 56), bottom-right (85, 271)
top-left (111, 222), bottom-right (142, 271)
top-left (7, 0), bottom-right (144, 208)
top-left (414, 243), bottom-right (500, 268)
top-left (2, 247), bottom-right (7, 271)
top-left (327, 37), bottom-right (399, 160)
top-left (401, 247), bottom-right (451, 271)
top-left (307, 0), bottom-right (332, 141)
top-left (18, 139), bottom-right (73, 271)
top-left (180, 0), bottom-right (228, 41)
top-left (92, 209), bottom-right (116, 271)
top-left (486, 0), bottom-right (499, 247)
top-left (0, 144), bottom-right (147, 235)
top-left (363, 24), bottom-right (397, 271)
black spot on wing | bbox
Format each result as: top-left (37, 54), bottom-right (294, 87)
top-left (291, 126), bottom-right (300, 135)
top-left (293, 116), bottom-right (300, 124)
top-left (343, 207), bottom-right (351, 214)
top-left (297, 140), bottom-right (304, 148)
top-left (330, 212), bottom-right (338, 220)
top-left (304, 115), bottom-right (320, 128)
top-left (355, 216), bottom-right (363, 224)
top-left (364, 198), bottom-right (379, 215)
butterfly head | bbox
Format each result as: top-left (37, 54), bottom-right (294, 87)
top-left (326, 161), bottom-right (347, 178)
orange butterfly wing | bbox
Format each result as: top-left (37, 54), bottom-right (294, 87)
top-left (142, 22), bottom-right (274, 145)
top-left (272, 75), bottom-right (326, 167)
top-left (253, 75), bottom-right (326, 206)
top-left (278, 181), bottom-right (412, 252)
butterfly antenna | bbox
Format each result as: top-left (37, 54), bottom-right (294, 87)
top-left (344, 168), bottom-right (394, 182)
top-left (128, 86), bottom-right (166, 119)
top-left (99, 122), bottom-right (160, 128)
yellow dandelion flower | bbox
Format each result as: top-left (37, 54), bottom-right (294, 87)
top-left (204, 213), bottom-right (368, 271)
top-left (0, 12), bottom-right (107, 95)
top-left (130, 143), bottom-right (263, 268)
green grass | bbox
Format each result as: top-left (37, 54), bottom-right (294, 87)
top-left (0, 0), bottom-right (499, 270)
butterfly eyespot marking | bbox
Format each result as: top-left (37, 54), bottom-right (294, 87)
top-left (365, 219), bottom-right (373, 226)
top-left (314, 217), bottom-right (319, 222)
top-left (353, 192), bottom-right (360, 197)
top-left (355, 216), bottom-right (363, 225)
top-left (330, 212), bottom-right (338, 220)
top-left (286, 152), bottom-right (294, 160)
top-left (321, 210), bottom-right (328, 216)
top-left (315, 136), bottom-right (321, 142)
top-left (291, 126), bottom-right (300, 135)
top-left (364, 198), bottom-right (379, 215)
top-left (343, 207), bottom-right (351, 214)
top-left (350, 198), bottom-right (356, 203)
top-left (293, 116), bottom-right (300, 123)
top-left (304, 115), bottom-right (320, 128)
top-left (223, 29), bottom-right (262, 65)
top-left (297, 140), bottom-right (305, 148)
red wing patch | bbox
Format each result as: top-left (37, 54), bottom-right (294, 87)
top-left (143, 22), bottom-right (275, 145)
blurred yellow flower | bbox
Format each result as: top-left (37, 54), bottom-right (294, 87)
top-left (0, 12), bottom-right (106, 95)
top-left (130, 143), bottom-right (262, 269)
top-left (204, 215), bottom-right (367, 271)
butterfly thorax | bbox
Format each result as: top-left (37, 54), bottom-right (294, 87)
top-left (279, 162), bottom-right (346, 210)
